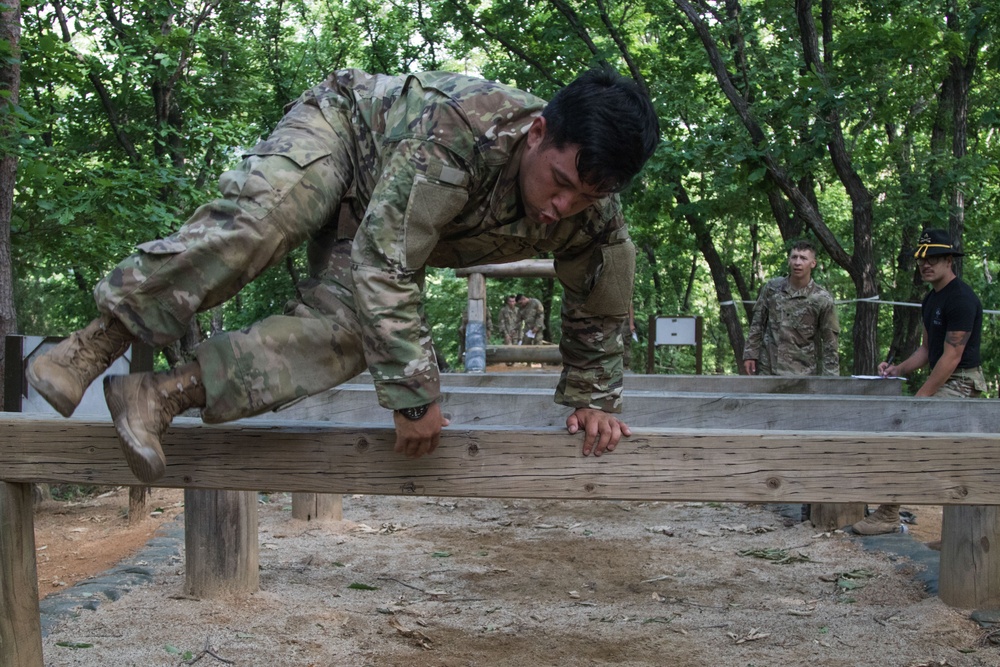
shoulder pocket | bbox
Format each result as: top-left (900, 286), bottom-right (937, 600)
top-left (581, 240), bottom-right (636, 316)
top-left (403, 175), bottom-right (469, 269)
top-left (248, 136), bottom-right (332, 168)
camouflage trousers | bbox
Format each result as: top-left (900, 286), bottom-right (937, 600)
top-left (933, 366), bottom-right (987, 398)
top-left (520, 331), bottom-right (542, 345)
top-left (94, 86), bottom-right (374, 423)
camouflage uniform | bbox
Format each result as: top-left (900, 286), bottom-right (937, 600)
top-left (518, 298), bottom-right (546, 345)
top-left (743, 277), bottom-right (839, 376)
top-left (94, 69), bottom-right (634, 422)
top-left (498, 303), bottom-right (521, 345)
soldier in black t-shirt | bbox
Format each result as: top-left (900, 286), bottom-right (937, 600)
top-left (854, 228), bottom-right (987, 536)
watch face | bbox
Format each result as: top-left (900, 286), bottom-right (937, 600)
top-left (399, 404), bottom-right (430, 421)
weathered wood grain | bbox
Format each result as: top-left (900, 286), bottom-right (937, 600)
top-left (345, 372), bottom-right (904, 395)
top-left (274, 385), bottom-right (999, 433)
top-left (0, 482), bottom-right (43, 667)
top-left (184, 489), bottom-right (259, 597)
top-left (454, 259), bottom-right (557, 278)
top-left (485, 344), bottom-right (563, 364)
top-left (1, 414), bottom-right (997, 504)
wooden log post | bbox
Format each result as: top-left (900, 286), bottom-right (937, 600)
top-left (939, 506), bottom-right (1000, 609)
top-left (485, 344), bottom-right (562, 364)
top-left (809, 502), bottom-right (865, 532)
top-left (183, 489), bottom-right (259, 598)
top-left (464, 272), bottom-right (487, 373)
top-left (455, 259), bottom-right (557, 279)
top-left (292, 492), bottom-right (343, 521)
top-left (0, 482), bottom-right (43, 667)
top-left (128, 342), bottom-right (156, 525)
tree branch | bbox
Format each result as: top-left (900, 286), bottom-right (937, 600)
top-left (53, 0), bottom-right (140, 163)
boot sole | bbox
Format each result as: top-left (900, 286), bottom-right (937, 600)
top-left (851, 524), bottom-right (900, 536)
top-left (104, 376), bottom-right (167, 484)
top-left (26, 361), bottom-right (78, 418)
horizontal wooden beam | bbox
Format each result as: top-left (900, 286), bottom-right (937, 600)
top-left (1, 414), bottom-right (997, 505)
top-left (275, 384), bottom-right (1000, 433)
top-left (345, 372), bottom-right (904, 396)
top-left (485, 344), bottom-right (562, 363)
top-left (454, 259), bottom-right (556, 278)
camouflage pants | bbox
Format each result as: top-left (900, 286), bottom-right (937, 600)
top-left (933, 366), bottom-right (986, 398)
top-left (520, 331), bottom-right (542, 345)
top-left (94, 86), bottom-right (372, 423)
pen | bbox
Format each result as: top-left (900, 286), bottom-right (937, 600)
top-left (882, 353), bottom-right (894, 378)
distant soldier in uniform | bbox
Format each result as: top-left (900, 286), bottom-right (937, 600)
top-left (743, 240), bottom-right (840, 376)
top-left (498, 294), bottom-right (521, 345)
top-left (498, 294), bottom-right (521, 366)
top-left (855, 229), bottom-right (986, 535)
top-left (26, 67), bottom-right (659, 483)
top-left (516, 294), bottom-right (546, 345)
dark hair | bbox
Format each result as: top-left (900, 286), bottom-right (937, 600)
top-left (515, 294), bottom-right (525, 301)
top-left (542, 67), bottom-right (659, 193)
top-left (789, 240), bottom-right (816, 255)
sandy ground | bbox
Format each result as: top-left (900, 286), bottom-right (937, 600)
top-left (33, 489), bottom-right (999, 667)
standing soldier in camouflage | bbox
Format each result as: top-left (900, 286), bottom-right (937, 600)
top-left (743, 240), bottom-right (840, 376)
top-left (516, 294), bottom-right (546, 345)
top-left (498, 294), bottom-right (521, 345)
top-left (497, 294), bottom-right (521, 367)
top-left (27, 67), bottom-right (659, 484)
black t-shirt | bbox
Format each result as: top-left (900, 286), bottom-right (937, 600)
top-left (922, 277), bottom-right (982, 369)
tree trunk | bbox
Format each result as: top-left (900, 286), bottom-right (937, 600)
top-left (675, 180), bottom-right (746, 371)
top-left (0, 0), bottom-right (20, 410)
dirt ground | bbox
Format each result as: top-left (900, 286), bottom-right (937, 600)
top-left (33, 486), bottom-right (186, 600)
top-left (33, 487), bottom-right (1000, 667)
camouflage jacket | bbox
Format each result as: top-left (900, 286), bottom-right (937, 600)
top-left (518, 298), bottom-right (545, 333)
top-left (743, 277), bottom-right (840, 376)
top-left (311, 70), bottom-right (634, 412)
top-left (498, 304), bottom-right (520, 338)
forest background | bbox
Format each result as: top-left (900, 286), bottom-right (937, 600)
top-left (1, 0), bottom-right (999, 399)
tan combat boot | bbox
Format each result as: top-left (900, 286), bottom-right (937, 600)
top-left (27, 315), bottom-right (135, 417)
top-left (103, 361), bottom-right (206, 484)
top-left (851, 504), bottom-right (901, 535)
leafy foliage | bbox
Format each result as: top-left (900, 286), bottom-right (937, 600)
top-left (9, 0), bottom-right (1000, 390)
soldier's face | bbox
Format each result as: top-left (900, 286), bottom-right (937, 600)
top-left (787, 249), bottom-right (816, 279)
top-left (519, 117), bottom-right (607, 225)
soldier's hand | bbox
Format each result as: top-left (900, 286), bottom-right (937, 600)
top-left (566, 408), bottom-right (631, 457)
top-left (393, 403), bottom-right (450, 458)
top-left (743, 359), bottom-right (757, 375)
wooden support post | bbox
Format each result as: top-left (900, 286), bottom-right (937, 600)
top-left (939, 506), bottom-right (1000, 609)
top-left (128, 343), bottom-right (155, 525)
top-left (809, 502), bottom-right (865, 532)
top-left (464, 272), bottom-right (487, 373)
top-left (0, 482), bottom-right (43, 667)
top-left (292, 493), bottom-right (343, 522)
top-left (184, 489), bottom-right (259, 598)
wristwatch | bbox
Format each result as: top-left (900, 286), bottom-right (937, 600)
top-left (395, 403), bottom-right (431, 421)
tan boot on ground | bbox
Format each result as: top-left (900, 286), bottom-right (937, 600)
top-left (851, 504), bottom-right (901, 536)
top-left (27, 315), bottom-right (135, 417)
top-left (104, 361), bottom-right (206, 484)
